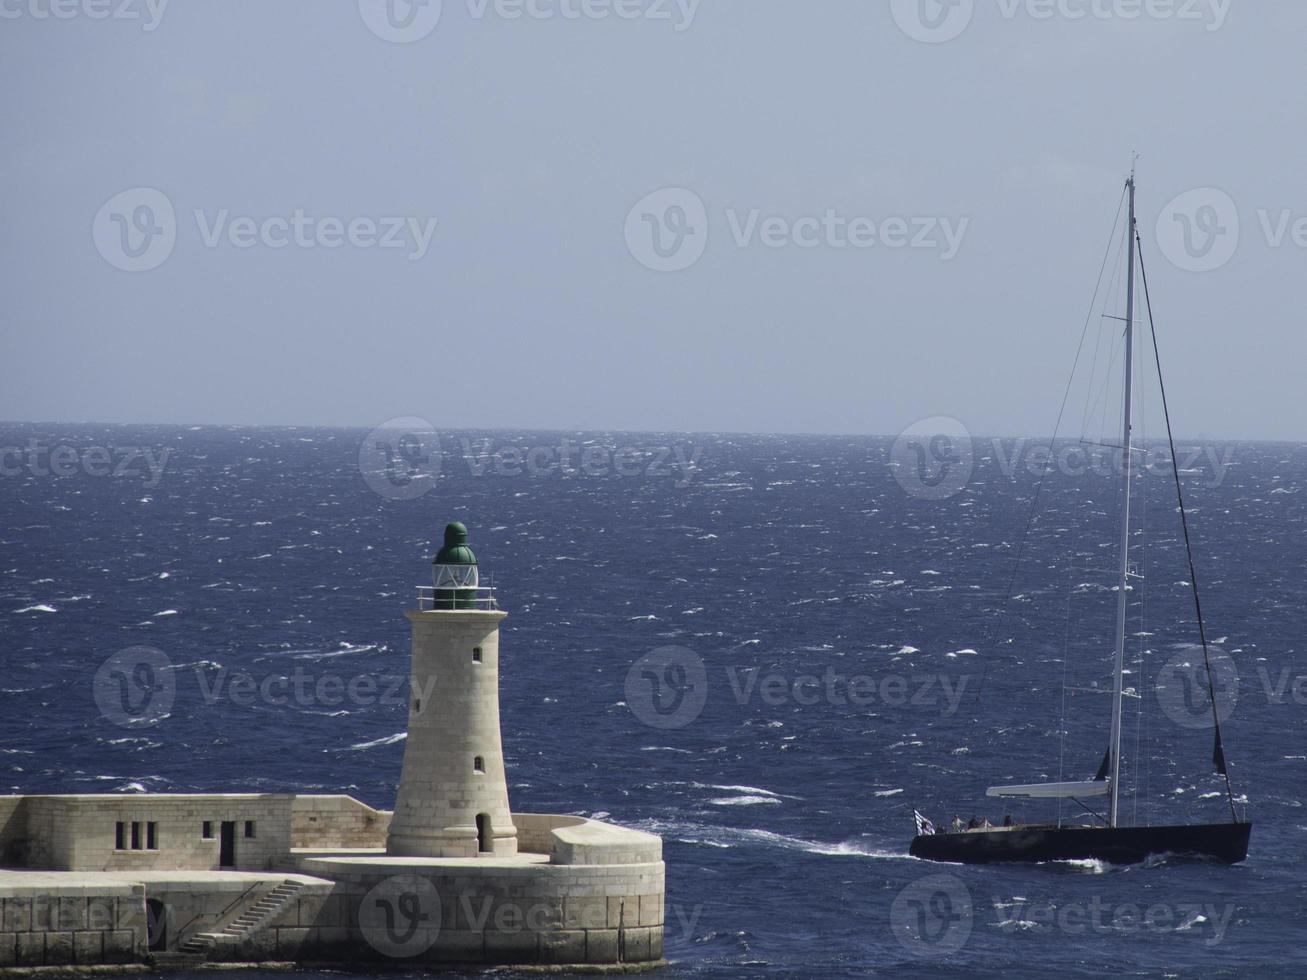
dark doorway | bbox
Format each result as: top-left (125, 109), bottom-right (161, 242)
top-left (219, 821), bottom-right (236, 868)
top-left (476, 814), bottom-right (491, 853)
top-left (146, 898), bottom-right (167, 951)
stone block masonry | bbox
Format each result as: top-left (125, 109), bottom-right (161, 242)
top-left (2, 794), bottom-right (296, 872)
top-left (0, 804), bottom-right (664, 968)
top-left (0, 879), bottom-right (145, 968)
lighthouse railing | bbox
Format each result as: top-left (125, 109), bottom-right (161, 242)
top-left (415, 585), bottom-right (499, 611)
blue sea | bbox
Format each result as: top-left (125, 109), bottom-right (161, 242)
top-left (2, 422), bottom-right (1304, 979)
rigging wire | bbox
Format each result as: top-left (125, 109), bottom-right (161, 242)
top-left (974, 185), bottom-right (1129, 707)
top-left (1055, 488), bottom-right (1081, 829)
top-left (1079, 226), bottom-right (1128, 438)
top-left (1058, 211), bottom-right (1130, 824)
top-left (1086, 323), bottom-right (1128, 447)
top-left (1136, 228), bottom-right (1241, 824)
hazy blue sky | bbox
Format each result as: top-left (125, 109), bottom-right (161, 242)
top-left (2, 1), bottom-right (1302, 439)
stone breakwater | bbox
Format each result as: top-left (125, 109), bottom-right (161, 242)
top-left (0, 797), bottom-right (664, 970)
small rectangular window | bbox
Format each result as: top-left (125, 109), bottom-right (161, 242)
top-left (244, 821), bottom-right (256, 839)
top-left (146, 822), bottom-right (158, 850)
top-left (202, 821), bottom-right (214, 839)
top-left (472, 647), bottom-right (483, 663)
top-left (131, 821), bottom-right (142, 850)
top-left (115, 822), bottom-right (125, 850)
top-left (473, 756), bottom-right (485, 773)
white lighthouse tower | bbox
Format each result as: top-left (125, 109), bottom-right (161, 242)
top-left (385, 522), bottom-right (518, 858)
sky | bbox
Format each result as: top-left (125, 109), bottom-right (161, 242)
top-left (1, 0), bottom-right (1303, 440)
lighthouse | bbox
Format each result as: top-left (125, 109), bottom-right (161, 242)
top-left (385, 522), bottom-right (519, 858)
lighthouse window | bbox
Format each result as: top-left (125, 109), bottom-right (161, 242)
top-left (244, 821), bottom-right (256, 839)
top-left (472, 647), bottom-right (483, 663)
top-left (473, 756), bottom-right (485, 773)
top-left (131, 822), bottom-right (142, 850)
top-left (202, 821), bottom-right (214, 839)
top-left (115, 822), bottom-right (125, 850)
top-left (146, 822), bottom-right (158, 850)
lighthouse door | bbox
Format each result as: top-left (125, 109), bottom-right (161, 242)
top-left (219, 821), bottom-right (237, 867)
top-left (476, 814), bottom-right (491, 853)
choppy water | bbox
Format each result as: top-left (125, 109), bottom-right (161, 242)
top-left (2, 423), bottom-right (1305, 978)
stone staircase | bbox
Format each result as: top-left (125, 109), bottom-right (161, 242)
top-left (179, 880), bottom-right (304, 956)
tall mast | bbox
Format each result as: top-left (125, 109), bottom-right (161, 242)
top-left (1108, 172), bottom-right (1137, 829)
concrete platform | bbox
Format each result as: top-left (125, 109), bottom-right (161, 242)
top-left (0, 870), bottom-right (332, 895)
top-left (292, 847), bottom-right (553, 871)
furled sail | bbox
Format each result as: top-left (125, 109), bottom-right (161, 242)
top-left (987, 781), bottom-right (1110, 800)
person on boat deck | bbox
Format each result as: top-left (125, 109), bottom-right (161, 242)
top-left (1003, 815), bottom-right (1014, 827)
top-left (981, 817), bottom-right (993, 830)
top-left (951, 815), bottom-right (963, 833)
top-left (967, 816), bottom-right (979, 830)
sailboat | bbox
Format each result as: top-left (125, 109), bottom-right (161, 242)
top-left (910, 171), bottom-right (1251, 866)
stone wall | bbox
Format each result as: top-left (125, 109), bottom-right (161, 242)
top-left (291, 796), bottom-right (390, 850)
top-left (288, 815), bottom-right (665, 967)
top-left (0, 797), bottom-right (29, 867)
top-left (5, 795), bottom-right (295, 872)
top-left (512, 813), bottom-right (586, 855)
top-left (0, 883), bottom-right (146, 968)
top-left (252, 861), bottom-right (664, 967)
top-left (21, 799), bottom-right (63, 871)
top-left (550, 819), bottom-right (663, 866)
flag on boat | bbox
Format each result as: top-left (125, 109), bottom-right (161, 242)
top-left (913, 810), bottom-right (935, 836)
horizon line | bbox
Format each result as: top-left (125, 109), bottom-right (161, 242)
top-left (0, 417), bottom-right (1296, 445)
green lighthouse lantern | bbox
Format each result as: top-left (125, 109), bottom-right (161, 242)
top-left (432, 521), bottom-right (479, 609)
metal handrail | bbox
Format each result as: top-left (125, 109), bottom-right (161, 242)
top-left (415, 585), bottom-right (499, 611)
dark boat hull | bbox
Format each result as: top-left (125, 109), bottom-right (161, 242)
top-left (910, 822), bottom-right (1251, 865)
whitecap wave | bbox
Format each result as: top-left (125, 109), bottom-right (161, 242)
top-left (294, 642), bottom-right (382, 660)
top-left (696, 783), bottom-right (798, 799)
top-left (345, 732), bottom-right (407, 751)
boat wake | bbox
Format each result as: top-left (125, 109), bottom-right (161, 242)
top-left (1036, 857), bottom-right (1109, 874)
top-left (632, 819), bottom-right (915, 861)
